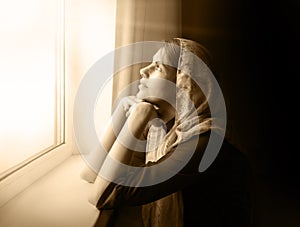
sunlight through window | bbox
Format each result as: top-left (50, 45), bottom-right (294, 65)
top-left (0, 0), bottom-right (65, 176)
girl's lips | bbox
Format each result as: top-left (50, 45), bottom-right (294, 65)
top-left (138, 84), bottom-right (147, 90)
top-left (138, 78), bottom-right (148, 89)
top-left (139, 78), bottom-right (148, 88)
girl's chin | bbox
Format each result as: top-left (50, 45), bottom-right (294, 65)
top-left (136, 91), bottom-right (168, 106)
top-left (136, 91), bottom-right (147, 100)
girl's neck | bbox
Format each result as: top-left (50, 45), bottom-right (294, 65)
top-left (156, 103), bottom-right (175, 124)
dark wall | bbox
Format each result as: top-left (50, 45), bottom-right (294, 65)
top-left (181, 0), bottom-right (300, 226)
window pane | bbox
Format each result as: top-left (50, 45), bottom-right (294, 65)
top-left (0, 0), bottom-right (63, 174)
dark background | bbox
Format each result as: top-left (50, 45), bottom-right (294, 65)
top-left (181, 0), bottom-right (299, 226)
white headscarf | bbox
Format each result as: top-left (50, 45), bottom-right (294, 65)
top-left (145, 38), bottom-right (225, 162)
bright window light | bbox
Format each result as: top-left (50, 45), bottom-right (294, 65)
top-left (0, 0), bottom-right (64, 176)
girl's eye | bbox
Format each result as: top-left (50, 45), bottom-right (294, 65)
top-left (155, 64), bottom-right (162, 72)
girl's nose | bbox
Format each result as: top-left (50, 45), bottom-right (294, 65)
top-left (140, 65), bottom-right (150, 78)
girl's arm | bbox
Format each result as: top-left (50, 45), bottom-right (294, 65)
top-left (80, 96), bottom-right (143, 183)
top-left (88, 101), bottom-right (210, 208)
top-left (88, 101), bottom-right (158, 205)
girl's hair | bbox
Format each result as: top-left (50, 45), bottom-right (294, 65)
top-left (163, 38), bottom-right (216, 76)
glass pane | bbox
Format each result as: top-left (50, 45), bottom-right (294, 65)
top-left (0, 0), bottom-right (61, 174)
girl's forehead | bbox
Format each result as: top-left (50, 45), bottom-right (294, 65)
top-left (152, 46), bottom-right (180, 69)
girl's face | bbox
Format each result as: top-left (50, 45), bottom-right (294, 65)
top-left (136, 61), bottom-right (177, 106)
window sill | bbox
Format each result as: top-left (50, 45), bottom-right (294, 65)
top-left (0, 155), bottom-right (99, 227)
top-left (0, 143), bottom-right (74, 207)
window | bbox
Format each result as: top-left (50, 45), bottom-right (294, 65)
top-left (0, 0), bottom-right (65, 179)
